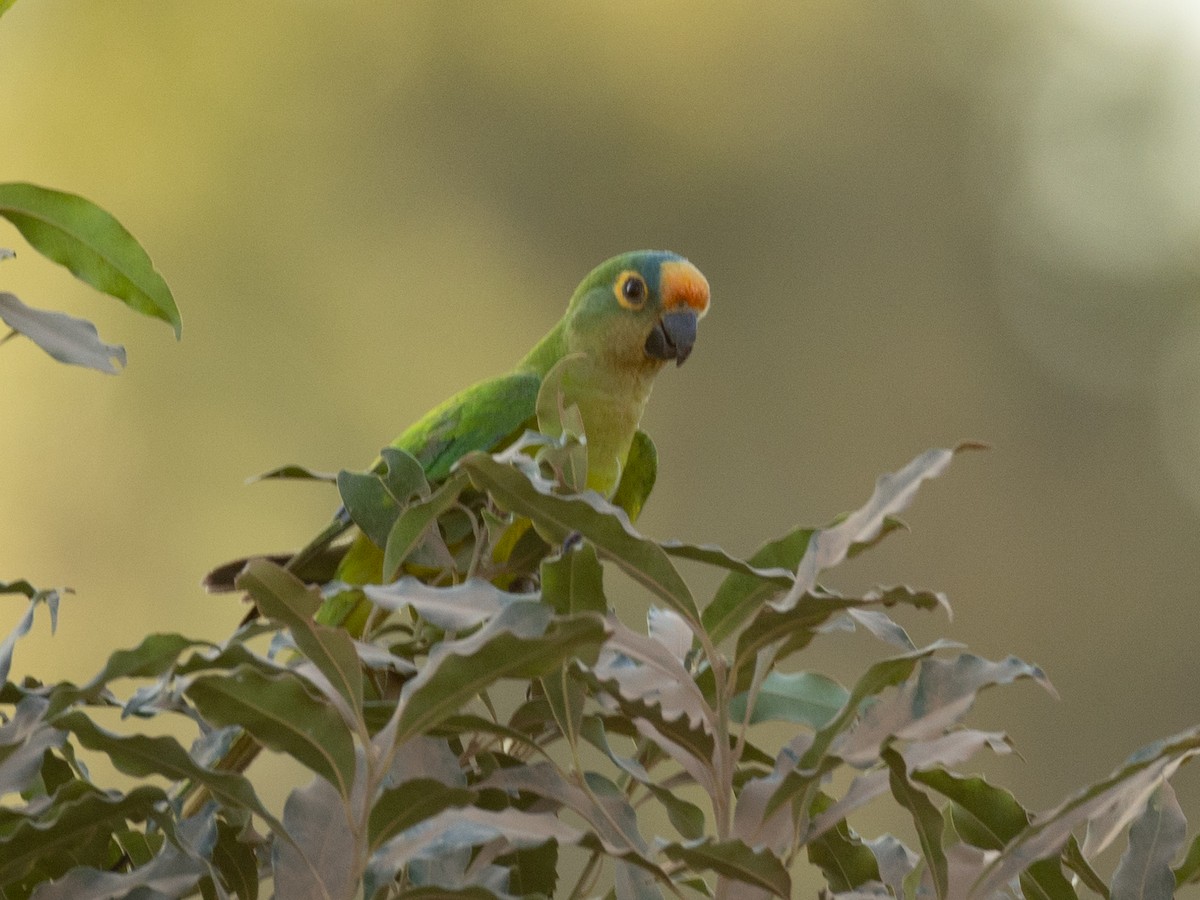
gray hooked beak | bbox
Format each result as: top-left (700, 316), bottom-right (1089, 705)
top-left (644, 309), bottom-right (699, 366)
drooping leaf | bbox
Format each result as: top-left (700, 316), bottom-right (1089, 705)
top-left (882, 746), bottom-right (948, 900)
top-left (395, 603), bottom-right (607, 744)
top-left (661, 838), bottom-right (791, 898)
top-left (236, 559), bottom-right (363, 716)
top-left (460, 451), bottom-right (700, 625)
top-left (273, 774), bottom-right (357, 900)
top-left (1110, 780), bottom-right (1187, 900)
top-left (186, 666), bottom-right (356, 799)
top-left (729, 670), bottom-right (847, 728)
top-left (0, 182), bottom-right (180, 335)
top-left (0, 291), bottom-right (126, 373)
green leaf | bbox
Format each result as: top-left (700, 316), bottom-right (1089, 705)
top-left (211, 819), bottom-right (259, 900)
top-left (1175, 832), bottom-right (1200, 885)
top-left (0, 182), bottom-right (180, 336)
top-left (368, 778), bottom-right (477, 850)
top-left (729, 670), bottom-right (847, 728)
top-left (396, 603), bottom-right (607, 744)
top-left (186, 665), bottom-right (356, 798)
top-left (540, 542), bottom-right (606, 616)
top-left (661, 838), bottom-right (791, 898)
top-left (805, 793), bottom-right (882, 892)
top-left (701, 524), bottom-right (816, 646)
top-left (882, 745), bottom-right (948, 900)
top-left (54, 711), bottom-right (284, 834)
top-left (0, 0), bottom-right (18, 20)
top-left (0, 783), bottom-right (170, 885)
top-left (0, 291), bottom-right (126, 372)
top-left (1111, 780), bottom-right (1187, 900)
top-left (383, 471), bottom-right (470, 581)
top-left (913, 768), bottom-right (1077, 900)
top-left (235, 558), bottom-right (363, 716)
top-left (460, 451), bottom-right (700, 625)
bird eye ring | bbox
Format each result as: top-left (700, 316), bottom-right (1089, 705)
top-left (615, 271), bottom-right (647, 309)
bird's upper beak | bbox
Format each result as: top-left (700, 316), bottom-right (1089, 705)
top-left (644, 259), bottom-right (710, 367)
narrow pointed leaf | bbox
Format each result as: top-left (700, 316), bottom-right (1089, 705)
top-left (0, 182), bottom-right (180, 335)
top-left (882, 746), bottom-right (948, 900)
top-left (186, 666), bottom-right (355, 798)
top-left (363, 576), bottom-right (526, 631)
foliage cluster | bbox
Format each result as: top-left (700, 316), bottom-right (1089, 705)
top-left (5, 431), bottom-right (1200, 898)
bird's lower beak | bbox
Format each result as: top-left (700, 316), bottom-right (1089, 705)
top-left (644, 309), bottom-right (699, 366)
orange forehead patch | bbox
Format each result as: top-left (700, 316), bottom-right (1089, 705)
top-left (659, 260), bottom-right (710, 315)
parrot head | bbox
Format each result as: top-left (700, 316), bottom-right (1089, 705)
top-left (565, 250), bottom-right (710, 369)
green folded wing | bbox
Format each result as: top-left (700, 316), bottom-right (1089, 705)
top-left (391, 370), bottom-right (542, 482)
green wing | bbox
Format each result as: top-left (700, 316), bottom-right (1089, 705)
top-left (391, 370), bottom-right (542, 482)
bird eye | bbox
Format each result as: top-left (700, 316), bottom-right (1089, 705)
top-left (615, 271), bottom-right (647, 309)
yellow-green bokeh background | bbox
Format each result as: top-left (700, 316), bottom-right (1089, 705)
top-left (3, 0), bottom-right (1200, 877)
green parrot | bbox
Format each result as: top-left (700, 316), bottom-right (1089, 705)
top-left (205, 249), bottom-right (711, 616)
top-left (190, 250), bottom-right (710, 802)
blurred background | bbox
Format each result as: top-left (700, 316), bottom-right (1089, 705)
top-left (2, 0), bottom-right (1199, 883)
